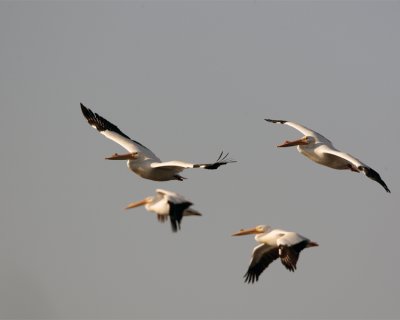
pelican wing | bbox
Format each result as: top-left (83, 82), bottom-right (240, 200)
top-left (244, 243), bottom-right (279, 283)
top-left (167, 201), bottom-right (192, 232)
top-left (321, 147), bottom-right (390, 192)
top-left (265, 119), bottom-right (332, 144)
top-left (148, 162), bottom-right (191, 180)
top-left (155, 189), bottom-right (186, 202)
top-left (157, 214), bottom-right (169, 223)
top-left (151, 161), bottom-right (193, 172)
top-left (183, 208), bottom-right (202, 217)
top-left (277, 235), bottom-right (309, 272)
top-left (278, 243), bottom-right (303, 272)
top-left (80, 103), bottom-right (160, 160)
top-left (320, 147), bottom-right (364, 168)
top-left (151, 151), bottom-right (236, 171)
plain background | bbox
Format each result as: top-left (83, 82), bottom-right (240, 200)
top-left (1, 1), bottom-right (399, 319)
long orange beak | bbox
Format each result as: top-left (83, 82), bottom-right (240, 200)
top-left (106, 152), bottom-right (138, 160)
top-left (125, 198), bottom-right (149, 210)
top-left (232, 227), bottom-right (261, 236)
top-left (277, 137), bottom-right (309, 147)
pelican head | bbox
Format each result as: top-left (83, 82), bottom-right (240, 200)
top-left (125, 196), bottom-right (153, 210)
top-left (277, 136), bottom-right (315, 148)
top-left (232, 225), bottom-right (271, 236)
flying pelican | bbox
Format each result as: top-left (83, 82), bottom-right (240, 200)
top-left (233, 225), bottom-right (318, 283)
top-left (125, 189), bottom-right (201, 232)
top-left (80, 104), bottom-right (235, 181)
top-left (265, 119), bottom-right (390, 193)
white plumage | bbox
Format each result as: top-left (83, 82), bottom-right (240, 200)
top-left (81, 104), bottom-right (235, 181)
top-left (265, 119), bottom-right (390, 192)
top-left (125, 189), bottom-right (202, 232)
top-left (233, 225), bottom-right (318, 283)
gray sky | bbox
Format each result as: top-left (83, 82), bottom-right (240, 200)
top-left (1, 1), bottom-right (399, 319)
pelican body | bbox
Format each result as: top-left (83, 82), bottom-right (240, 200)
top-left (233, 225), bottom-right (318, 283)
top-left (265, 119), bottom-right (390, 193)
top-left (125, 189), bottom-right (201, 232)
top-left (81, 104), bottom-right (235, 181)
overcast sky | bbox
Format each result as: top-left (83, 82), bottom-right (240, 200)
top-left (1, 1), bottom-right (399, 319)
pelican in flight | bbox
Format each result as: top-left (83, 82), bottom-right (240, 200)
top-left (125, 189), bottom-right (201, 232)
top-left (80, 104), bottom-right (235, 181)
top-left (233, 225), bottom-right (318, 283)
top-left (265, 119), bottom-right (390, 193)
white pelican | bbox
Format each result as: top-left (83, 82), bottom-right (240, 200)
top-left (125, 189), bottom-right (201, 232)
top-left (81, 104), bottom-right (236, 181)
top-left (265, 119), bottom-right (390, 193)
top-left (233, 225), bottom-right (318, 283)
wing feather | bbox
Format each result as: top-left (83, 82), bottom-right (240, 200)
top-left (150, 151), bottom-right (236, 171)
top-left (168, 201), bottom-right (192, 233)
top-left (244, 243), bottom-right (279, 283)
top-left (265, 119), bottom-right (332, 144)
top-left (320, 145), bottom-right (390, 192)
top-left (80, 103), bottom-right (159, 159)
top-left (277, 236), bottom-right (309, 272)
top-left (319, 146), bottom-right (364, 168)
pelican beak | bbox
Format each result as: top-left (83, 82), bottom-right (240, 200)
top-left (277, 136), bottom-right (308, 147)
top-left (232, 227), bottom-right (260, 236)
top-left (106, 152), bottom-right (139, 160)
top-left (125, 198), bottom-right (149, 210)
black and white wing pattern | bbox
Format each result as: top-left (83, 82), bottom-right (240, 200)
top-left (150, 151), bottom-right (236, 172)
top-left (265, 119), bottom-right (332, 145)
top-left (278, 241), bottom-right (309, 272)
top-left (80, 103), bottom-right (160, 160)
top-left (155, 189), bottom-right (193, 232)
top-left (244, 243), bottom-right (280, 284)
top-left (276, 233), bottom-right (311, 272)
top-left (318, 146), bottom-right (390, 193)
top-left (167, 201), bottom-right (193, 232)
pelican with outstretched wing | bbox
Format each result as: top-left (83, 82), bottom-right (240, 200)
top-left (233, 225), bottom-right (318, 283)
top-left (80, 103), bottom-right (236, 181)
top-left (125, 189), bottom-right (201, 232)
top-left (265, 119), bottom-right (390, 193)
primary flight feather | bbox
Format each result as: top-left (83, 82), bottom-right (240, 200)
top-left (80, 103), bottom-right (236, 181)
top-left (265, 119), bottom-right (390, 193)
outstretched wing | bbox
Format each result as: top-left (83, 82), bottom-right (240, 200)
top-left (361, 166), bottom-right (391, 193)
top-left (244, 243), bottom-right (279, 284)
top-left (80, 103), bottom-right (160, 160)
top-left (168, 201), bottom-right (192, 233)
top-left (321, 148), bottom-right (390, 192)
top-left (265, 119), bottom-right (332, 145)
top-left (151, 151), bottom-right (236, 172)
top-left (277, 234), bottom-right (309, 272)
top-left (183, 208), bottom-right (202, 217)
top-left (320, 147), bottom-right (364, 168)
top-left (278, 243), bottom-right (305, 272)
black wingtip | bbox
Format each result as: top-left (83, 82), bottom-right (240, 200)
top-left (170, 222), bottom-right (179, 233)
top-left (265, 119), bottom-right (287, 124)
top-left (362, 166), bottom-right (391, 193)
top-left (80, 102), bottom-right (87, 112)
top-left (382, 183), bottom-right (391, 193)
top-left (243, 272), bottom-right (258, 284)
top-left (204, 151), bottom-right (237, 170)
top-left (80, 103), bottom-right (93, 121)
top-left (79, 103), bottom-right (133, 140)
